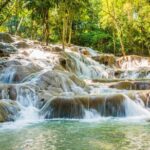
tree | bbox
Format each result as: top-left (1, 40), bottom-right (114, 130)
top-left (58, 0), bottom-right (89, 49)
top-left (99, 0), bottom-right (127, 56)
top-left (26, 0), bottom-right (56, 45)
top-left (99, 0), bottom-right (150, 56)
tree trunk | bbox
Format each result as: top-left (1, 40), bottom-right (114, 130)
top-left (119, 33), bottom-right (126, 57)
top-left (15, 17), bottom-right (23, 35)
top-left (112, 30), bottom-right (116, 55)
top-left (62, 16), bottom-right (67, 50)
top-left (115, 22), bottom-right (126, 57)
top-left (105, 0), bottom-right (126, 57)
top-left (45, 10), bottom-right (49, 46)
top-left (68, 20), bottom-right (72, 46)
top-left (42, 9), bottom-right (49, 45)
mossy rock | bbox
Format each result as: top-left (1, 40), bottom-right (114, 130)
top-left (0, 33), bottom-right (14, 43)
top-left (0, 100), bottom-right (20, 122)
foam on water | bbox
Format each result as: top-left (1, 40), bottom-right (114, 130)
top-left (120, 57), bottom-right (150, 70)
top-left (123, 95), bottom-right (150, 117)
top-left (81, 95), bottom-right (150, 123)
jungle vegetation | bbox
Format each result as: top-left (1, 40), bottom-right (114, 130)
top-left (0, 0), bottom-right (150, 56)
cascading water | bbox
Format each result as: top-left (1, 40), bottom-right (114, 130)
top-left (16, 86), bottom-right (40, 122)
top-left (0, 67), bottom-right (16, 83)
top-left (0, 35), bottom-right (150, 130)
top-left (65, 51), bottom-right (114, 79)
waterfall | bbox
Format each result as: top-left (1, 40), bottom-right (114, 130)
top-left (0, 67), bottom-right (16, 83)
top-left (0, 36), bottom-right (150, 127)
top-left (124, 97), bottom-right (150, 117)
top-left (65, 52), bottom-right (114, 79)
top-left (15, 85), bottom-right (41, 123)
top-left (82, 95), bottom-right (150, 121)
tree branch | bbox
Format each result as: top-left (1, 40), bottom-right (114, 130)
top-left (0, 0), bottom-right (11, 12)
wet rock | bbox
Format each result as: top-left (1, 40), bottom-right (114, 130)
top-left (0, 42), bottom-right (18, 57)
top-left (52, 46), bottom-right (63, 52)
top-left (33, 70), bottom-right (88, 94)
top-left (0, 84), bottom-right (17, 100)
top-left (0, 33), bottom-right (14, 43)
top-left (119, 69), bottom-right (150, 79)
top-left (0, 60), bottom-right (22, 72)
top-left (0, 100), bottom-right (20, 122)
top-left (53, 64), bottom-right (66, 71)
top-left (0, 64), bottom-right (40, 83)
top-left (131, 91), bottom-right (150, 107)
top-left (92, 54), bottom-right (116, 66)
top-left (110, 81), bottom-right (150, 90)
top-left (42, 46), bottom-right (52, 51)
top-left (70, 46), bottom-right (91, 56)
top-left (8, 86), bottom-right (17, 100)
top-left (104, 94), bottom-right (125, 116)
top-left (116, 55), bottom-right (150, 69)
top-left (81, 48), bottom-right (90, 56)
top-left (70, 46), bottom-right (79, 52)
top-left (42, 96), bottom-right (85, 119)
top-left (59, 57), bottom-right (67, 68)
top-left (13, 41), bottom-right (29, 49)
top-left (40, 94), bottom-right (126, 119)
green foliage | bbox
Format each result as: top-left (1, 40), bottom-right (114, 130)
top-left (0, 0), bottom-right (149, 55)
top-left (99, 0), bottom-right (150, 55)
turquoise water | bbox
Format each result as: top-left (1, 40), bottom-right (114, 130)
top-left (0, 119), bottom-right (150, 150)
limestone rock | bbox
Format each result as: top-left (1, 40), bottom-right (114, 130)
top-left (0, 64), bottom-right (40, 83)
top-left (0, 100), bottom-right (20, 122)
top-left (40, 94), bottom-right (126, 119)
top-left (92, 54), bottom-right (116, 66)
top-left (0, 42), bottom-right (17, 57)
top-left (110, 81), bottom-right (150, 90)
top-left (0, 33), bottom-right (14, 43)
top-left (13, 41), bottom-right (29, 49)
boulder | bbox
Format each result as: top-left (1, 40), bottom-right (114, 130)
top-left (13, 41), bottom-right (29, 49)
top-left (0, 33), bottom-right (14, 43)
top-left (0, 42), bottom-right (17, 57)
top-left (52, 46), bottom-right (63, 52)
top-left (92, 54), bottom-right (116, 66)
top-left (33, 70), bottom-right (88, 94)
top-left (0, 84), bottom-right (17, 100)
top-left (0, 64), bottom-right (40, 83)
top-left (129, 91), bottom-right (150, 107)
top-left (0, 100), bottom-right (20, 122)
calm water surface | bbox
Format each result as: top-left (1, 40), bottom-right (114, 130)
top-left (0, 119), bottom-right (150, 150)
